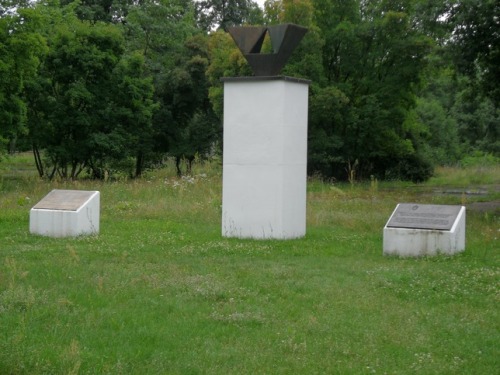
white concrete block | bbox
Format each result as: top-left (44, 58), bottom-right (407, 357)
top-left (30, 190), bottom-right (100, 237)
top-left (222, 164), bottom-right (306, 239)
top-left (383, 204), bottom-right (466, 257)
top-left (222, 77), bottom-right (309, 239)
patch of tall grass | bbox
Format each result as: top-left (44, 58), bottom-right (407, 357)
top-left (429, 162), bottom-right (500, 187)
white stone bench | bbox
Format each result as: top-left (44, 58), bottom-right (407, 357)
top-left (30, 189), bottom-right (100, 237)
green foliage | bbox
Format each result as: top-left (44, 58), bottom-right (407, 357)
top-left (196, 0), bottom-right (263, 31)
top-left (206, 30), bottom-right (252, 118)
top-left (102, 51), bottom-right (157, 177)
top-left (263, 0), bottom-right (283, 24)
top-left (416, 52), bottom-right (499, 164)
top-left (0, 8), bottom-right (47, 157)
top-left (161, 34), bottom-right (221, 175)
top-left (448, 0), bottom-right (500, 106)
top-left (282, 0), bottom-right (314, 26)
top-left (304, 0), bottom-right (434, 181)
top-left (452, 87), bottom-right (500, 156)
top-left (384, 152), bottom-right (434, 183)
top-left (31, 18), bottom-right (127, 179)
top-left (24, 6), bottom-right (157, 179)
top-left (125, 1), bottom-right (220, 176)
top-left (415, 97), bottom-right (461, 164)
top-left (59, 0), bottom-right (133, 23)
top-left (308, 85), bottom-right (349, 176)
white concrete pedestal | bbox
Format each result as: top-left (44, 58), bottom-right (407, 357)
top-left (222, 76), bottom-right (310, 239)
top-left (30, 189), bottom-right (100, 237)
top-left (383, 204), bottom-right (466, 257)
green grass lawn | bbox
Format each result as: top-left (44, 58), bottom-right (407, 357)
top-left (1, 154), bottom-right (499, 374)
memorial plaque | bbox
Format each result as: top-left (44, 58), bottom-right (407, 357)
top-left (30, 189), bottom-right (100, 237)
top-left (386, 203), bottom-right (462, 231)
top-left (32, 190), bottom-right (95, 211)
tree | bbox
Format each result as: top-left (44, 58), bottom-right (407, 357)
top-left (122, 0), bottom-right (195, 175)
top-left (0, 6), bottom-right (47, 157)
top-left (97, 51), bottom-right (157, 178)
top-left (452, 84), bottom-right (500, 156)
top-left (206, 30), bottom-right (252, 119)
top-left (408, 0), bottom-right (499, 161)
top-left (125, 0), bottom-right (221, 176)
top-left (196, 0), bottom-right (263, 31)
top-left (25, 7), bottom-right (156, 180)
top-left (0, 0), bottom-right (32, 17)
top-left (269, 0), bottom-right (324, 82)
top-left (39, 19), bottom-right (126, 179)
top-left (307, 0), bottom-right (434, 181)
top-left (159, 34), bottom-right (220, 176)
top-left (59, 0), bottom-right (132, 23)
top-left (263, 0), bottom-right (283, 24)
top-left (448, 0), bottom-right (500, 106)
top-left (414, 69), bottom-right (462, 165)
top-left (282, 0), bottom-right (314, 25)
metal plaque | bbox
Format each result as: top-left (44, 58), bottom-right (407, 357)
top-left (32, 190), bottom-right (96, 211)
top-left (386, 203), bottom-right (462, 231)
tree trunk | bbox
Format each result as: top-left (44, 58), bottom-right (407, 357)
top-left (33, 144), bottom-right (44, 178)
top-left (48, 164), bottom-right (57, 181)
top-left (187, 156), bottom-right (194, 175)
top-left (175, 156), bottom-right (182, 177)
top-left (8, 137), bottom-right (16, 154)
top-left (135, 151), bottom-right (144, 178)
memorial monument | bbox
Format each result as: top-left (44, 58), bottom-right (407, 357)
top-left (30, 189), bottom-right (100, 237)
top-left (222, 24), bottom-right (309, 239)
top-left (383, 203), bottom-right (466, 256)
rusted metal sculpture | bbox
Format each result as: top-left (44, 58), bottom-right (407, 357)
top-left (228, 24), bottom-right (308, 76)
